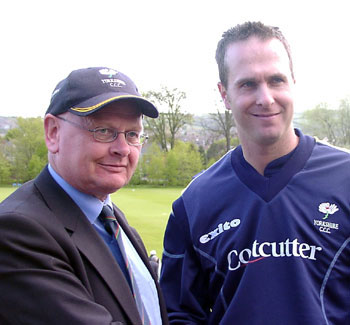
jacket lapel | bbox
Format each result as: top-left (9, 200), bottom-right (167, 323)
top-left (71, 217), bottom-right (142, 324)
top-left (113, 205), bottom-right (169, 322)
top-left (34, 167), bottom-right (142, 324)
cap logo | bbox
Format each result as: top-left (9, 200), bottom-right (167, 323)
top-left (101, 78), bottom-right (126, 88)
top-left (99, 68), bottom-right (118, 78)
top-left (99, 68), bottom-right (125, 88)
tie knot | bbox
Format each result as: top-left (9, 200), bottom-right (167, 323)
top-left (100, 205), bottom-right (115, 219)
top-left (99, 205), bottom-right (118, 236)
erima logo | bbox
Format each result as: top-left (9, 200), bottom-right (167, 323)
top-left (199, 218), bottom-right (241, 244)
top-left (227, 238), bottom-right (322, 271)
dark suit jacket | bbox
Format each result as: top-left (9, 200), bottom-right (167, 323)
top-left (0, 166), bottom-right (168, 324)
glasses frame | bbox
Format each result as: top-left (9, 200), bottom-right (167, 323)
top-left (56, 116), bottom-right (148, 146)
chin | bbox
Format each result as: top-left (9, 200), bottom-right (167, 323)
top-left (110, 178), bottom-right (130, 192)
top-left (256, 132), bottom-right (281, 146)
top-left (93, 182), bottom-right (126, 198)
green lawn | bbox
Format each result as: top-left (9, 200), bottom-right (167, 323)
top-left (111, 187), bottom-right (182, 256)
top-left (0, 186), bottom-right (183, 257)
top-left (0, 187), bottom-right (18, 202)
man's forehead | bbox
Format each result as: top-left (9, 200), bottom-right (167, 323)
top-left (225, 37), bottom-right (292, 78)
top-left (226, 37), bottom-right (287, 60)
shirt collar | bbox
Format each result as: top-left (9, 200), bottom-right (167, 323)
top-left (48, 164), bottom-right (108, 224)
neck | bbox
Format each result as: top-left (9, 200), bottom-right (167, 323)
top-left (241, 130), bottom-right (299, 175)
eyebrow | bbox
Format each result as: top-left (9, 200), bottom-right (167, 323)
top-left (234, 73), bottom-right (288, 86)
top-left (234, 77), bottom-right (256, 87)
top-left (269, 73), bottom-right (288, 80)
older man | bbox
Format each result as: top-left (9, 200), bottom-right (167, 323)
top-left (0, 67), bottom-right (168, 324)
top-left (160, 22), bottom-right (350, 324)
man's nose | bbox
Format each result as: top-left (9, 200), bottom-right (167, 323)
top-left (110, 133), bottom-right (131, 156)
top-left (256, 84), bottom-right (275, 107)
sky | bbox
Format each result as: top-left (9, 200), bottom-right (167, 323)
top-left (1, 0), bottom-right (349, 117)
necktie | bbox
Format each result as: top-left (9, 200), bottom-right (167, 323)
top-left (99, 205), bottom-right (132, 288)
top-left (99, 205), bottom-right (151, 325)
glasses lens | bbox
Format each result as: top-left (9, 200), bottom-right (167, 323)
top-left (92, 128), bottom-right (148, 145)
top-left (94, 128), bottom-right (115, 142)
top-left (139, 134), bottom-right (148, 145)
top-left (126, 131), bottom-right (143, 145)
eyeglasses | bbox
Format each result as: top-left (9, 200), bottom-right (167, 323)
top-left (56, 116), bottom-right (148, 146)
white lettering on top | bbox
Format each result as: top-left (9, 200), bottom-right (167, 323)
top-left (199, 219), bottom-right (241, 244)
top-left (227, 238), bottom-right (322, 271)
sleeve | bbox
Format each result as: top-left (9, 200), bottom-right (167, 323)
top-left (0, 213), bottom-right (118, 325)
top-left (160, 197), bottom-right (210, 324)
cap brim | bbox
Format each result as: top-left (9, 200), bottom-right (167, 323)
top-left (69, 93), bottom-right (159, 118)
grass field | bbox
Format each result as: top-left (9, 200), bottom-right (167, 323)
top-left (110, 187), bottom-right (183, 255)
top-left (0, 186), bottom-right (183, 257)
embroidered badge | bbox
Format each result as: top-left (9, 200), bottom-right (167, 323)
top-left (99, 68), bottom-right (118, 78)
top-left (313, 202), bottom-right (339, 234)
top-left (318, 203), bottom-right (339, 220)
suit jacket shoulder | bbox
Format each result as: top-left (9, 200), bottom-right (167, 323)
top-left (0, 166), bottom-right (168, 324)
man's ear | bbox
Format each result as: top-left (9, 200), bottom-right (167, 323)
top-left (44, 114), bottom-right (60, 154)
top-left (217, 82), bottom-right (231, 110)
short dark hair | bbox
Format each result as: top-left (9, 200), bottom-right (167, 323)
top-left (215, 21), bottom-right (294, 87)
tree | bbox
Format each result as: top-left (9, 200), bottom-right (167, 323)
top-left (299, 103), bottom-right (337, 144)
top-left (134, 143), bottom-right (166, 185)
top-left (5, 117), bottom-right (47, 183)
top-left (206, 109), bottom-right (236, 152)
top-left (0, 149), bottom-right (11, 184)
top-left (206, 139), bottom-right (227, 162)
top-left (164, 141), bottom-right (203, 186)
top-left (143, 87), bottom-right (192, 151)
top-left (132, 141), bottom-right (203, 186)
top-left (198, 145), bottom-right (208, 168)
top-left (337, 98), bottom-right (350, 146)
top-left (144, 113), bottom-right (168, 151)
top-left (299, 100), bottom-right (350, 148)
top-left (206, 137), bottom-right (240, 167)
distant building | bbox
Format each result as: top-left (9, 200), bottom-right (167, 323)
top-left (0, 117), bottom-right (17, 137)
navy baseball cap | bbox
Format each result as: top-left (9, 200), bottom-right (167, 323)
top-left (46, 67), bottom-right (158, 118)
